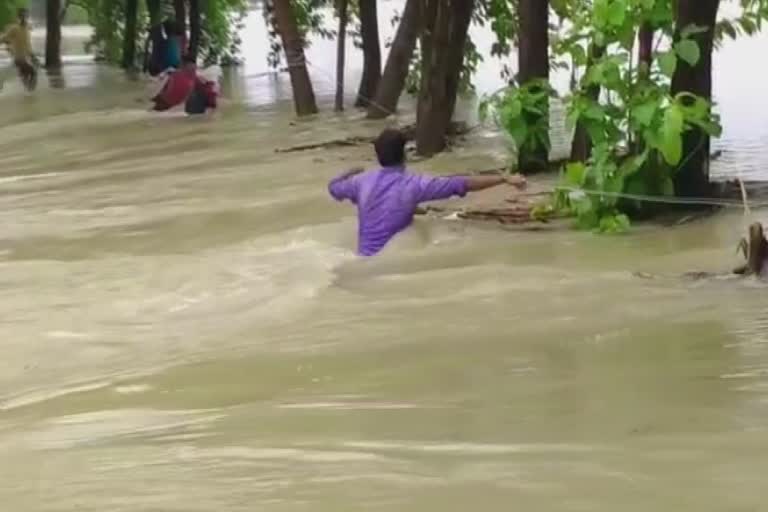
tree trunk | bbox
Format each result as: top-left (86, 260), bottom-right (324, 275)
top-left (188, 0), bottom-right (200, 60)
top-left (272, 0), bottom-right (318, 116)
top-left (335, 0), bottom-right (348, 111)
top-left (415, 0), bottom-right (474, 156)
top-left (517, 0), bottom-right (549, 172)
top-left (355, 0), bottom-right (381, 107)
top-left (45, 0), bottom-right (62, 69)
top-left (570, 44), bottom-right (604, 162)
top-left (173, 0), bottom-right (187, 31)
top-left (146, 0), bottom-right (161, 25)
top-left (366, 0), bottom-right (420, 119)
top-left (637, 22), bottom-right (654, 79)
top-left (671, 0), bottom-right (720, 197)
top-left (121, 0), bottom-right (138, 69)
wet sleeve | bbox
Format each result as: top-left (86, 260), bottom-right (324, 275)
top-left (0, 27), bottom-right (13, 44)
top-left (415, 175), bottom-right (468, 202)
top-left (328, 174), bottom-right (360, 203)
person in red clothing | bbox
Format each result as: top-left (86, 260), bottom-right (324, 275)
top-left (151, 55), bottom-right (218, 114)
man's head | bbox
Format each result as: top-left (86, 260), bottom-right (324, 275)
top-left (374, 129), bottom-right (407, 167)
top-left (17, 8), bottom-right (29, 25)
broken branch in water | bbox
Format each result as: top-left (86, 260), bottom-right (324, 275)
top-left (733, 222), bottom-right (768, 276)
top-left (275, 122), bottom-right (473, 153)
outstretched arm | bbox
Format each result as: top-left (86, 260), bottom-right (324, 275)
top-left (328, 167), bottom-right (364, 203)
top-left (416, 173), bottom-right (526, 202)
top-left (465, 174), bottom-right (526, 192)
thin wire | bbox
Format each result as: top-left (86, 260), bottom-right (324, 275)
top-left (282, 57), bottom-right (759, 212)
top-left (556, 185), bottom-right (768, 209)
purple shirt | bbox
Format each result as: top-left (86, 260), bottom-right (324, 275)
top-left (329, 166), bottom-right (468, 256)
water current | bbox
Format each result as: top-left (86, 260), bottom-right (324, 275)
top-left (2, 5), bottom-right (768, 511)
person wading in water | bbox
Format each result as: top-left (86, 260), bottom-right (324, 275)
top-left (329, 128), bottom-right (527, 256)
top-left (0, 8), bottom-right (38, 91)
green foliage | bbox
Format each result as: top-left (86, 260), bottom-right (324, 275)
top-left (542, 0), bottom-right (724, 232)
top-left (480, 79), bottom-right (556, 162)
top-left (0, 0), bottom-right (24, 31)
top-left (64, 5), bottom-right (90, 25)
top-left (201, 0), bottom-right (248, 65)
top-left (263, 0), bottom-right (334, 69)
top-left (69, 0), bottom-right (245, 66)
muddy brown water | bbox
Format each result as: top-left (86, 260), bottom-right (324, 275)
top-left (2, 7), bottom-right (768, 511)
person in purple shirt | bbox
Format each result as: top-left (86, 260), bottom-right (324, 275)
top-left (329, 128), bottom-right (527, 256)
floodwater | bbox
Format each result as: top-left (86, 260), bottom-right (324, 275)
top-left (2, 7), bottom-right (768, 512)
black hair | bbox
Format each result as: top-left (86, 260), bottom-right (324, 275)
top-left (162, 19), bottom-right (175, 33)
top-left (374, 129), bottom-right (407, 167)
top-left (182, 54), bottom-right (196, 65)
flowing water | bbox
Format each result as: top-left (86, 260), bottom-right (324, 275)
top-left (2, 7), bottom-right (768, 511)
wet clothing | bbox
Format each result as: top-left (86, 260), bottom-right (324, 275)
top-left (328, 166), bottom-right (468, 256)
top-left (184, 80), bottom-right (217, 114)
top-left (15, 58), bottom-right (36, 90)
top-left (1, 23), bottom-right (32, 60)
top-left (151, 68), bottom-right (197, 111)
top-left (2, 23), bottom-right (37, 90)
top-left (165, 36), bottom-right (182, 69)
top-left (152, 68), bottom-right (217, 114)
top-left (146, 25), bottom-right (168, 76)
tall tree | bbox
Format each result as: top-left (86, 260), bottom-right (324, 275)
top-left (366, 0), bottom-right (420, 119)
top-left (355, 0), bottom-right (381, 108)
top-left (271, 0), bottom-right (319, 116)
top-left (516, 0), bottom-right (549, 171)
top-left (189, 0), bottom-right (201, 59)
top-left (122, 0), bottom-right (139, 69)
top-left (173, 0), bottom-right (186, 30)
top-left (146, 0), bottom-right (161, 25)
top-left (335, 0), bottom-right (349, 111)
top-left (637, 22), bottom-right (654, 79)
top-left (415, 0), bottom-right (474, 156)
top-left (570, 44), bottom-right (604, 162)
top-left (45, 0), bottom-right (62, 69)
top-left (671, 0), bottom-right (720, 197)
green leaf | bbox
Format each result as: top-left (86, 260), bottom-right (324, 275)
top-left (619, 151), bottom-right (649, 176)
top-left (565, 162), bottom-right (587, 186)
top-left (607, 0), bottom-right (627, 26)
top-left (674, 40), bottom-right (700, 66)
top-left (506, 118), bottom-right (528, 148)
top-left (632, 101), bottom-right (658, 127)
top-left (658, 51), bottom-right (677, 77)
top-left (593, 0), bottom-right (610, 27)
top-left (614, 214), bottom-right (631, 232)
top-left (503, 98), bottom-right (523, 120)
top-left (661, 176), bottom-right (675, 196)
top-left (681, 24), bottom-right (710, 38)
top-left (660, 105), bottom-right (684, 165)
top-left (570, 44), bottom-right (587, 66)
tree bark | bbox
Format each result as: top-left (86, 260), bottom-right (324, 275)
top-left (335, 0), bottom-right (348, 111)
top-left (146, 0), bottom-right (161, 25)
top-left (173, 0), bottom-right (187, 31)
top-left (355, 0), bottom-right (381, 107)
top-left (272, 0), bottom-right (319, 116)
top-left (671, 0), bottom-right (720, 197)
top-left (570, 44), bottom-right (604, 162)
top-left (415, 0), bottom-right (474, 156)
top-left (188, 0), bottom-right (200, 60)
top-left (517, 0), bottom-right (549, 172)
top-left (637, 22), bottom-right (654, 79)
top-left (121, 0), bottom-right (138, 69)
top-left (45, 0), bottom-right (62, 69)
top-left (366, 0), bottom-right (420, 119)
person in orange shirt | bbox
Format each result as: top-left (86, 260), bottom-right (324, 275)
top-left (0, 8), bottom-right (38, 91)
